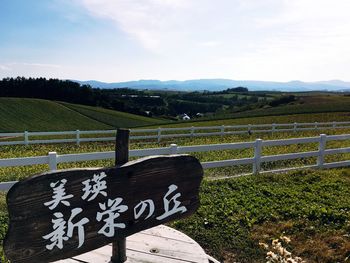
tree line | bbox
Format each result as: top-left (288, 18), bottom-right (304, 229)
top-left (0, 77), bottom-right (150, 116)
top-left (0, 77), bottom-right (285, 118)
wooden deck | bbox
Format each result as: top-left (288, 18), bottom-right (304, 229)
top-left (55, 225), bottom-right (215, 263)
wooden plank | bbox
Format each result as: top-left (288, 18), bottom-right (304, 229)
top-left (177, 142), bottom-right (255, 153)
top-left (127, 226), bottom-right (208, 262)
top-left (58, 225), bottom-right (209, 263)
top-left (202, 157), bottom-right (254, 169)
top-left (0, 181), bottom-right (17, 191)
top-left (4, 155), bottom-right (203, 263)
top-left (323, 160), bottom-right (350, 169)
top-left (0, 156), bottom-right (48, 167)
top-left (261, 151), bottom-right (319, 163)
top-left (55, 259), bottom-right (82, 263)
top-left (262, 137), bottom-right (319, 147)
top-left (324, 147), bottom-right (350, 155)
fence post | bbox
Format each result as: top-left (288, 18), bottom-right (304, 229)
top-left (220, 125), bottom-right (225, 136)
top-left (191, 126), bottom-right (195, 137)
top-left (248, 124), bottom-right (252, 135)
top-left (24, 131), bottom-right (29, 145)
top-left (317, 134), bottom-right (327, 168)
top-left (157, 127), bottom-right (162, 143)
top-left (169, 144), bottom-right (178, 155)
top-left (314, 122), bottom-right (318, 130)
top-left (48, 152), bottom-right (58, 171)
top-left (253, 139), bottom-right (263, 174)
top-left (272, 123), bottom-right (276, 134)
top-left (333, 121), bottom-right (336, 128)
top-left (293, 122), bottom-right (297, 133)
top-left (76, 130), bottom-right (80, 146)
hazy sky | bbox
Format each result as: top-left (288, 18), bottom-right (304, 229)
top-left (1, 0), bottom-right (350, 82)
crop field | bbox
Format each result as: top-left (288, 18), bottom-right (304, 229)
top-left (153, 112), bottom-right (350, 128)
top-left (223, 95), bottom-right (350, 121)
top-left (60, 102), bottom-right (165, 128)
top-left (0, 98), bottom-right (111, 132)
top-left (0, 118), bottom-right (349, 262)
top-left (175, 95), bottom-right (350, 124)
top-left (0, 98), bottom-right (165, 132)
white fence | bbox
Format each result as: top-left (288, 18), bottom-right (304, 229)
top-left (0, 133), bottom-right (349, 191)
top-left (1, 121), bottom-right (350, 146)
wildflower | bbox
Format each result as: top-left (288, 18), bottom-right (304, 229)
top-left (266, 251), bottom-right (274, 257)
top-left (283, 248), bottom-right (292, 258)
top-left (281, 236), bottom-right (291, 244)
top-left (277, 246), bottom-right (284, 256)
top-left (259, 242), bottom-right (269, 250)
top-left (272, 239), bottom-right (279, 246)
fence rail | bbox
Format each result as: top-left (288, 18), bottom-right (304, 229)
top-left (0, 121), bottom-right (350, 146)
top-left (0, 133), bottom-right (349, 191)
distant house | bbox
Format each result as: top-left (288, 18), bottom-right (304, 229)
top-left (179, 114), bottom-right (191, 121)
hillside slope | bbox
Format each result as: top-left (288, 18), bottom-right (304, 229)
top-left (59, 102), bottom-right (165, 128)
top-left (229, 95), bottom-right (350, 118)
top-left (0, 98), bottom-right (113, 132)
top-left (0, 98), bottom-right (163, 132)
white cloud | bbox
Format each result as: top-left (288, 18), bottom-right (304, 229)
top-left (199, 41), bottom-right (221, 48)
top-left (0, 62), bottom-right (63, 79)
top-left (0, 65), bottom-right (11, 71)
top-left (77, 0), bottom-right (193, 51)
top-left (5, 0), bottom-right (348, 81)
top-left (9, 62), bottom-right (62, 68)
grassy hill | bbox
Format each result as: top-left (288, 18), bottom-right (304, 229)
top-left (150, 112), bottom-right (350, 129)
top-left (59, 102), bottom-right (165, 128)
top-left (0, 98), bottom-right (112, 132)
top-left (0, 98), bottom-right (164, 132)
top-left (149, 94), bottom-right (350, 128)
top-left (209, 94), bottom-right (350, 121)
top-left (231, 94), bottom-right (350, 118)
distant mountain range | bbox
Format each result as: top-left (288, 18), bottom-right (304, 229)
top-left (73, 79), bottom-right (350, 92)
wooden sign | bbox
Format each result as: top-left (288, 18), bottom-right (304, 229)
top-left (4, 155), bottom-right (203, 263)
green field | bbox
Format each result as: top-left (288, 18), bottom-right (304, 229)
top-left (0, 111), bottom-right (350, 262)
top-left (213, 94), bottom-right (350, 121)
top-left (1, 94), bottom-right (349, 133)
top-left (0, 98), bottom-right (111, 132)
top-left (163, 94), bottom-right (350, 125)
top-left (0, 98), bottom-right (165, 132)
top-left (59, 102), bottom-right (165, 128)
top-left (149, 111), bottom-right (350, 129)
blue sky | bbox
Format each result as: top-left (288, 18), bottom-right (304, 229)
top-left (1, 0), bottom-right (350, 82)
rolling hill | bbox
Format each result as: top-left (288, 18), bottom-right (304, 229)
top-left (59, 102), bottom-right (165, 128)
top-left (0, 98), bottom-right (164, 132)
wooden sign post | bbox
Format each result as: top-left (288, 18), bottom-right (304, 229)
top-left (112, 129), bottom-right (130, 263)
top-left (4, 129), bottom-right (203, 263)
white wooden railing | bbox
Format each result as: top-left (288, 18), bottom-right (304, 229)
top-left (0, 133), bottom-right (349, 191)
top-left (0, 121), bottom-right (350, 146)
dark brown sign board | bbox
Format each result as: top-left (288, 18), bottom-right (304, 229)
top-left (4, 155), bottom-right (203, 263)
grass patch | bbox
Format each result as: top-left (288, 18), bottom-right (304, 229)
top-left (1, 169), bottom-right (350, 262)
top-left (171, 168), bottom-right (350, 263)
